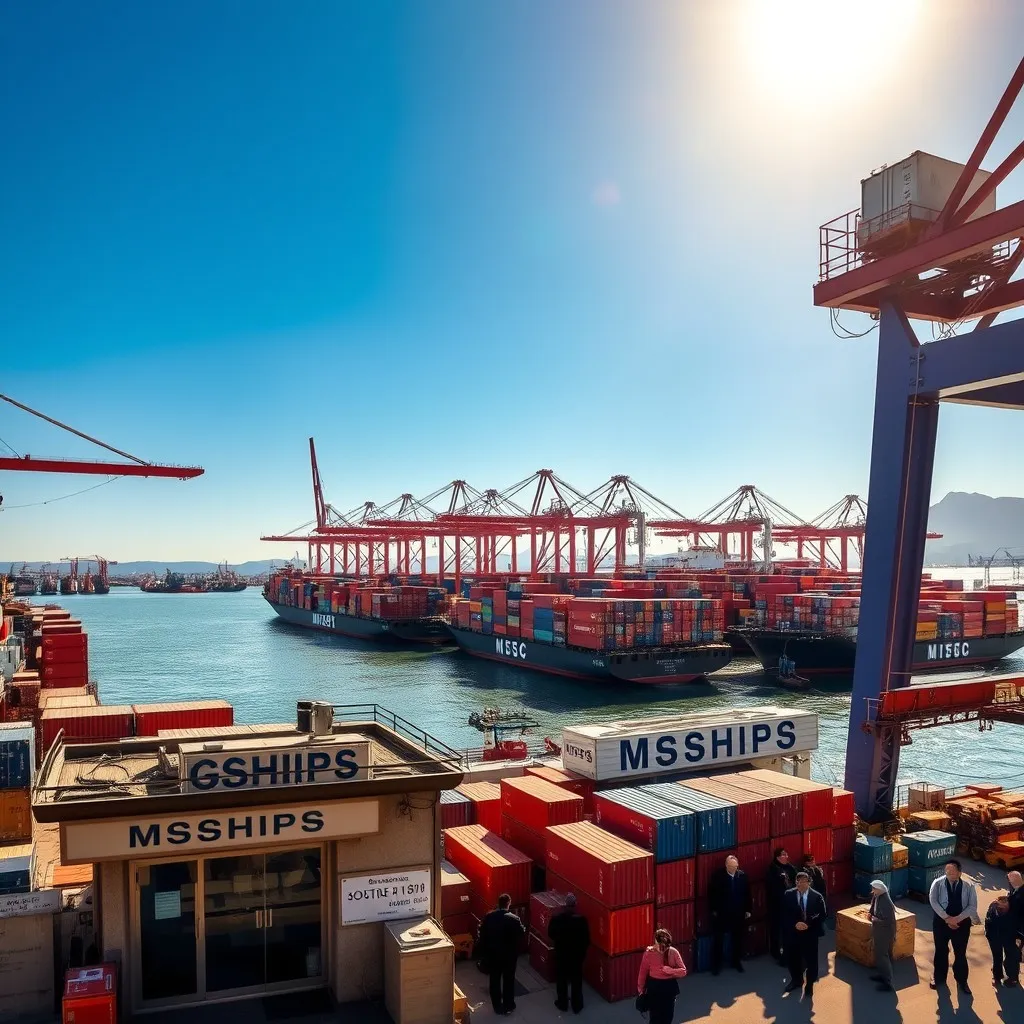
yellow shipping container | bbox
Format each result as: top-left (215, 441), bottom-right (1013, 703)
top-left (0, 787), bottom-right (31, 840)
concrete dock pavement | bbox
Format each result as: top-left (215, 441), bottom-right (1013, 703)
top-left (455, 859), bottom-right (1023, 1024)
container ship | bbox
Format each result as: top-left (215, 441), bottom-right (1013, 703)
top-left (447, 581), bottom-right (732, 685)
top-left (730, 577), bottom-right (1024, 675)
top-left (264, 570), bottom-right (450, 644)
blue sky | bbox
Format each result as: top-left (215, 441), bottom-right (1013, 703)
top-left (1, 0), bottom-right (1023, 560)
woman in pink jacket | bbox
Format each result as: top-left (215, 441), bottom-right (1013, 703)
top-left (637, 928), bottom-right (688, 1024)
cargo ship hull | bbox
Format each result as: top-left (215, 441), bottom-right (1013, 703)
top-left (735, 627), bottom-right (1024, 675)
top-left (265, 596), bottom-right (449, 645)
top-left (447, 626), bottom-right (732, 684)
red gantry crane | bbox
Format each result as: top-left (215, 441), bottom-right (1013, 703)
top-left (0, 394), bottom-right (204, 481)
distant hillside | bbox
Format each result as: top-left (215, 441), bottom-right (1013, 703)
top-left (925, 491), bottom-right (1024, 565)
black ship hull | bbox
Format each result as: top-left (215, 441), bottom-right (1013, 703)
top-left (447, 626), bottom-right (732, 685)
top-left (265, 596), bottom-right (449, 644)
top-left (734, 627), bottom-right (1024, 676)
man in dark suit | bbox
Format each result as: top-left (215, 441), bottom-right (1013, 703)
top-left (708, 854), bottom-right (753, 975)
top-left (477, 893), bottom-right (526, 1015)
top-left (783, 871), bottom-right (827, 999)
top-left (548, 892), bottom-right (590, 1013)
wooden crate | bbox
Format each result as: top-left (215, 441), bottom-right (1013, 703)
top-left (383, 917), bottom-right (455, 1024)
top-left (454, 983), bottom-right (468, 1023)
top-left (835, 906), bottom-right (916, 968)
top-left (891, 843), bottom-right (908, 870)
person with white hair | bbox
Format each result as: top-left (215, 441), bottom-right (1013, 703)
top-left (1009, 870), bottom-right (1024, 946)
top-left (868, 879), bottom-right (897, 993)
top-left (928, 859), bottom-right (980, 995)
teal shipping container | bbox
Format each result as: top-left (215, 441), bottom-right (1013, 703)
top-left (854, 869), bottom-right (892, 899)
top-left (853, 835), bottom-right (892, 874)
top-left (902, 830), bottom-right (957, 868)
top-left (908, 864), bottom-right (945, 894)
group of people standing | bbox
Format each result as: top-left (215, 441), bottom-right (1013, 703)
top-left (476, 855), bottom-right (1024, 1018)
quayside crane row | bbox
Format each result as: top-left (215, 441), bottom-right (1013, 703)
top-left (260, 441), bottom-right (942, 584)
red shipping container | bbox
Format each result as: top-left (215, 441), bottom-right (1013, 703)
top-left (694, 898), bottom-right (712, 937)
top-left (715, 774), bottom-right (802, 836)
top-left (131, 700), bottom-right (234, 736)
top-left (500, 815), bottom-right (546, 865)
top-left (500, 776), bottom-right (584, 833)
top-left (41, 663), bottom-right (89, 682)
top-left (776, 833), bottom-right (804, 865)
top-left (654, 858), bottom-right (694, 905)
top-left (524, 764), bottom-right (595, 811)
top-left (529, 890), bottom-right (568, 938)
top-left (41, 705), bottom-right (134, 751)
top-left (440, 793), bottom-right (473, 830)
top-left (750, 882), bottom-right (767, 922)
top-left (738, 840), bottom-right (772, 880)
top-left (456, 782), bottom-right (502, 834)
top-left (654, 901), bottom-right (694, 943)
top-left (442, 824), bottom-right (532, 905)
top-left (583, 947), bottom-right (646, 1003)
top-left (547, 870), bottom-right (652, 956)
top-left (546, 822), bottom-right (653, 909)
top-left (62, 963), bottom-right (117, 1024)
top-left (42, 638), bottom-right (87, 658)
top-left (804, 827), bottom-right (834, 865)
top-left (833, 789), bottom-right (856, 828)
top-left (441, 912), bottom-right (475, 938)
top-left (695, 849), bottom-right (736, 896)
top-left (738, 770), bottom-right (834, 829)
top-left (441, 860), bottom-right (472, 917)
top-left (833, 825), bottom-right (856, 864)
top-left (682, 777), bottom-right (771, 844)
top-left (827, 861), bottom-right (854, 896)
top-left (529, 933), bottom-right (558, 982)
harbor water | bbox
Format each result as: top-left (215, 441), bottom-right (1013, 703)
top-left (56, 570), bottom-right (1024, 795)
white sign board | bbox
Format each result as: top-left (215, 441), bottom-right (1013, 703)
top-left (0, 889), bottom-right (61, 919)
top-left (181, 738), bottom-right (371, 792)
top-left (341, 869), bottom-right (431, 926)
top-left (61, 800), bottom-right (380, 864)
top-left (561, 707), bottom-right (819, 781)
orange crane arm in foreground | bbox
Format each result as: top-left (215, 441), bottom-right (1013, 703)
top-left (0, 394), bottom-right (203, 480)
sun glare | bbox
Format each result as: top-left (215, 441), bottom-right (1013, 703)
top-left (743, 0), bottom-right (922, 103)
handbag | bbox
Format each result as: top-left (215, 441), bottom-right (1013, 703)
top-left (635, 991), bottom-right (649, 1015)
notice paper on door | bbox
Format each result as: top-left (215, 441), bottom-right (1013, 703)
top-left (153, 890), bottom-right (182, 920)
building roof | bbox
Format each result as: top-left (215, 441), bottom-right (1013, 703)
top-left (32, 713), bottom-right (465, 823)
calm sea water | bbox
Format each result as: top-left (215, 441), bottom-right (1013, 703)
top-left (54, 569), bottom-right (1024, 795)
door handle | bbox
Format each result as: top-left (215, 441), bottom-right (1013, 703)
top-left (268, 908), bottom-right (273, 928)
top-left (256, 909), bottom-right (263, 929)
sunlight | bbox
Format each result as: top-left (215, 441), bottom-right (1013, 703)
top-left (743, 0), bottom-right (922, 104)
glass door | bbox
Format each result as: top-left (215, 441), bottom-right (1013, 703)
top-left (202, 847), bottom-right (324, 995)
top-left (264, 847), bottom-right (323, 985)
top-left (138, 860), bottom-right (199, 1003)
top-left (203, 853), bottom-right (269, 994)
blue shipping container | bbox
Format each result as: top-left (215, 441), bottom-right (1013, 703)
top-left (695, 934), bottom-right (731, 972)
top-left (593, 788), bottom-right (696, 862)
top-left (641, 783), bottom-right (737, 853)
top-left (854, 870), bottom-right (892, 899)
top-left (890, 867), bottom-right (909, 900)
top-left (853, 835), bottom-right (893, 874)
top-left (908, 864), bottom-right (945, 895)
top-left (0, 738), bottom-right (32, 789)
top-left (902, 830), bottom-right (957, 868)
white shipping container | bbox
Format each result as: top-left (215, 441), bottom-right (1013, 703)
top-left (859, 151), bottom-right (995, 246)
top-left (561, 706), bottom-right (819, 782)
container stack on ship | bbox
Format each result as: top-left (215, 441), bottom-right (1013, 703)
top-left (731, 570), bottom-right (1024, 675)
top-left (264, 569), bottom-right (450, 643)
top-left (447, 579), bottom-right (732, 685)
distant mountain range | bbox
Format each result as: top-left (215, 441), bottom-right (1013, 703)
top-left (925, 492), bottom-right (1024, 565)
top-left (2, 559), bottom-right (299, 577)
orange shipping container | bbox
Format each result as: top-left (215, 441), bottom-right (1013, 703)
top-left (0, 787), bottom-right (31, 840)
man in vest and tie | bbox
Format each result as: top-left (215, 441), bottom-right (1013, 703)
top-left (928, 859), bottom-right (979, 995)
top-left (783, 871), bottom-right (827, 999)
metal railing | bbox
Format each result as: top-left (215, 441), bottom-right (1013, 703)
top-left (331, 703), bottom-right (464, 768)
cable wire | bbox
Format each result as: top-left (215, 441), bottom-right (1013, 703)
top-left (0, 435), bottom-right (21, 458)
top-left (0, 476), bottom-right (120, 510)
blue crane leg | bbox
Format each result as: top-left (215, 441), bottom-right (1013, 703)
top-left (844, 305), bottom-right (939, 820)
